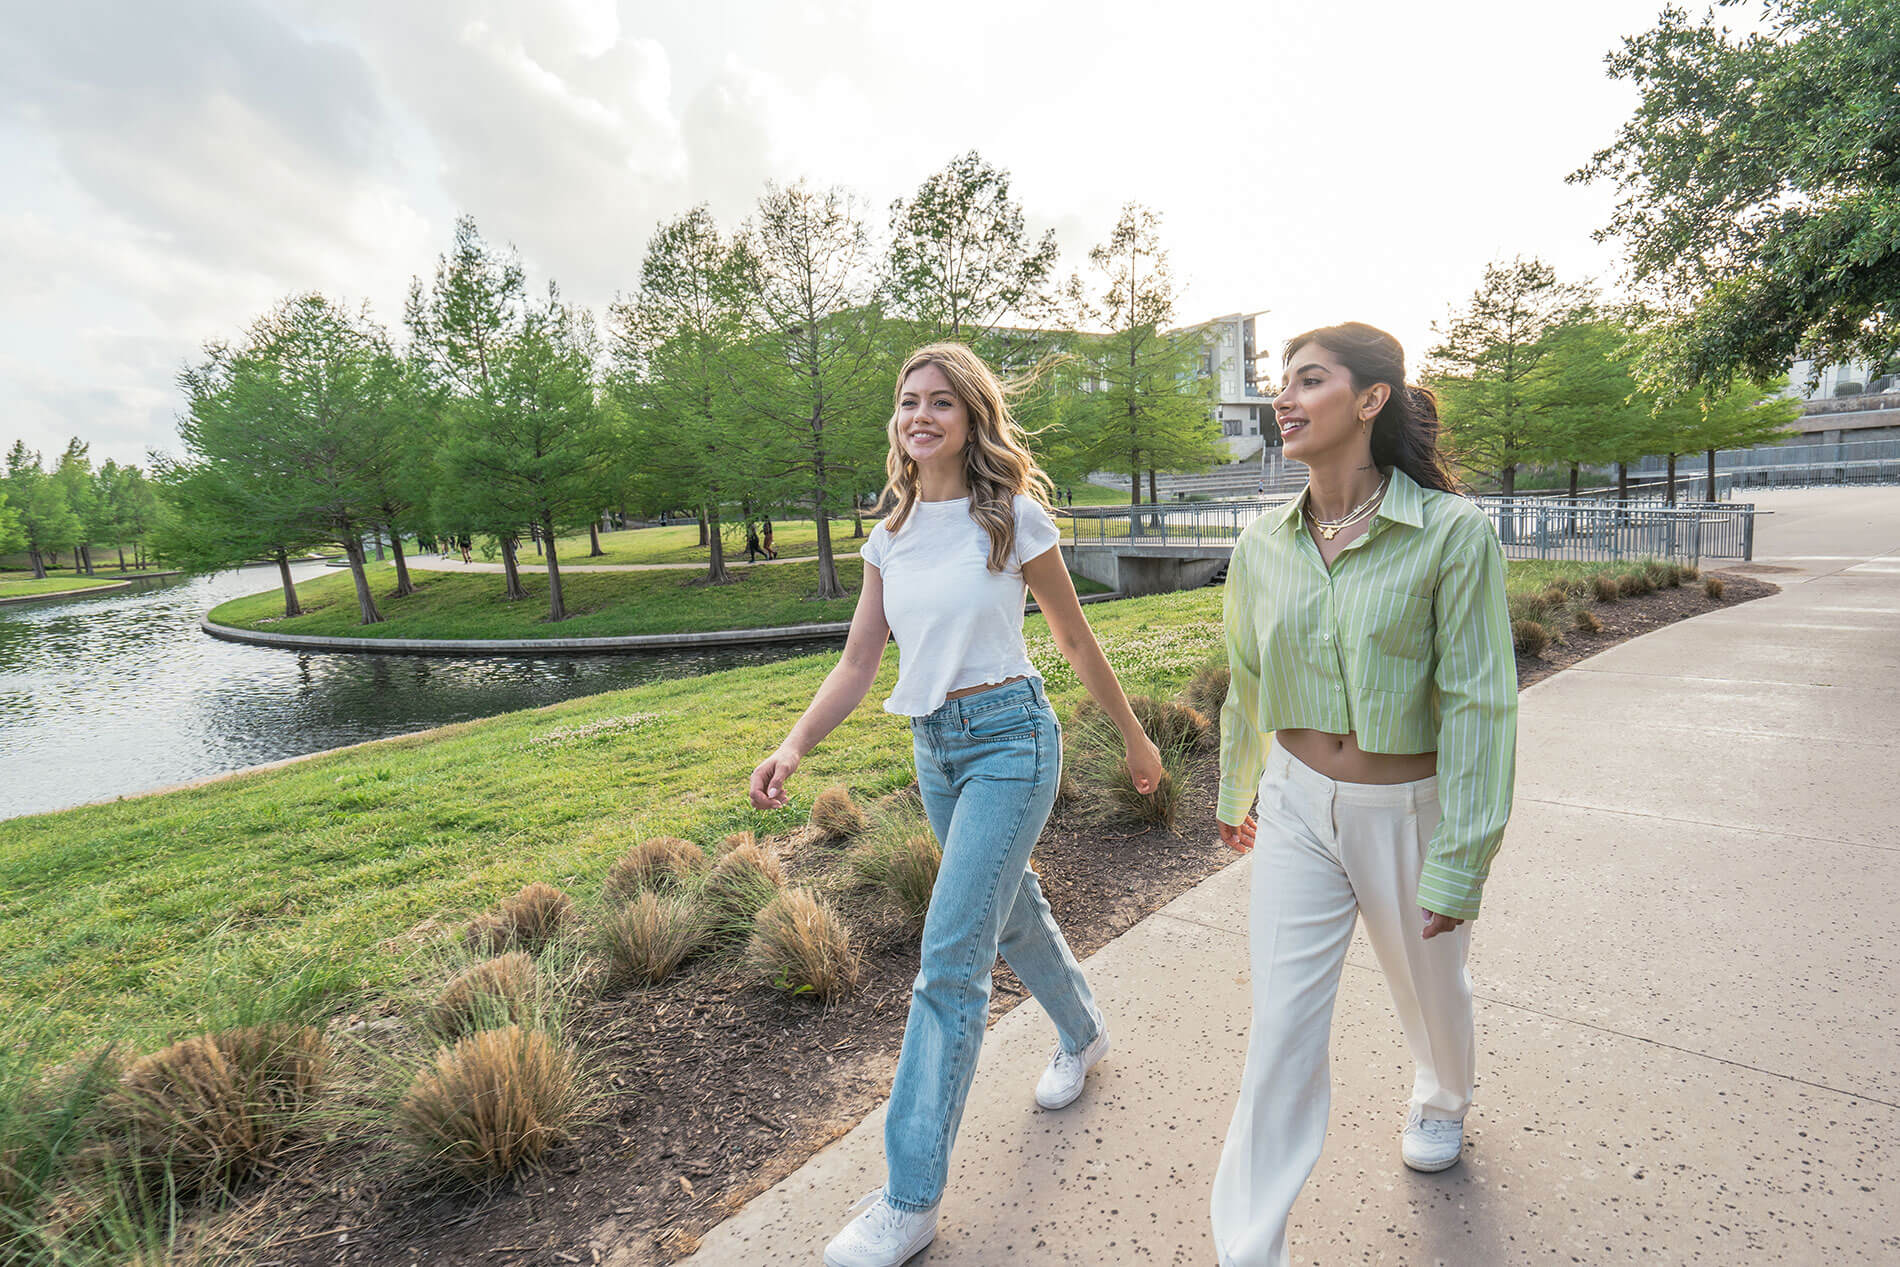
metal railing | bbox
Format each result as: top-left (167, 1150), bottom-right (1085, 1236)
top-left (1062, 495), bottom-right (1758, 562)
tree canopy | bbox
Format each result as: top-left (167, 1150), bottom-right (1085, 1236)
top-left (1573, 0), bottom-right (1900, 391)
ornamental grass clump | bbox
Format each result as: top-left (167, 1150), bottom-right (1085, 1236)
top-left (1592, 573), bottom-right (1621, 603)
top-left (1574, 607), bottom-right (1603, 635)
top-left (1131, 696), bottom-right (1215, 753)
top-left (748, 888), bottom-right (858, 1001)
top-left (1180, 662), bottom-right (1231, 722)
top-left (809, 785), bottom-right (866, 843)
top-left (717, 830), bottom-right (755, 856)
top-left (599, 893), bottom-right (705, 987)
top-left (0, 1038), bottom-right (121, 1242)
top-left (1066, 694), bottom-right (1191, 829)
top-left (702, 843), bottom-right (786, 940)
top-left (464, 883), bottom-right (572, 955)
top-left (1619, 571), bottom-right (1655, 598)
top-left (106, 1024), bottom-right (325, 1198)
top-left (397, 1025), bottom-right (584, 1185)
top-left (602, 836), bottom-right (708, 904)
top-left (849, 831), bottom-right (942, 926)
top-left (1704, 575), bottom-right (1726, 600)
top-left (1513, 619), bottom-right (1553, 658)
top-left (429, 953), bottom-right (541, 1041)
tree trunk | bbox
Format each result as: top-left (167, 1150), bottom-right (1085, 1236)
top-left (1666, 453), bottom-right (1678, 505)
top-left (1148, 467), bottom-right (1159, 504)
top-left (1618, 462), bottom-right (1629, 504)
top-left (1501, 464), bottom-right (1517, 497)
top-left (1567, 463), bottom-right (1580, 536)
top-left (116, 544), bottom-right (127, 571)
top-left (28, 549), bottom-right (45, 580)
top-left (542, 513), bottom-right (566, 621)
top-left (372, 531), bottom-right (385, 562)
top-left (1706, 448), bottom-right (1717, 500)
top-left (588, 522), bottom-right (604, 557)
top-left (389, 527), bottom-right (415, 598)
top-left (853, 511), bottom-right (864, 539)
top-left (499, 533), bottom-right (527, 601)
top-left (342, 533), bottom-right (384, 625)
top-left (532, 523), bottom-right (542, 557)
top-left (1129, 449), bottom-right (1141, 505)
top-left (276, 548), bottom-right (303, 617)
top-left (706, 505), bottom-right (732, 584)
top-left (698, 506), bottom-right (709, 548)
top-left (80, 545), bottom-right (93, 575)
top-left (814, 511), bottom-right (844, 599)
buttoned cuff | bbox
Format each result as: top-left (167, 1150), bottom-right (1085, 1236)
top-left (1417, 855), bottom-right (1485, 922)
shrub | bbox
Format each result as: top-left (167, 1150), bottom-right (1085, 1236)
top-left (602, 837), bottom-right (707, 904)
top-left (1618, 571), bottom-right (1655, 598)
top-left (1704, 575), bottom-right (1726, 600)
top-left (464, 883), bottom-right (572, 954)
top-left (107, 1025), bottom-right (324, 1197)
top-left (849, 832), bottom-right (942, 926)
top-left (397, 1025), bottom-right (584, 1184)
top-left (1065, 694), bottom-right (1190, 829)
top-left (701, 843), bottom-right (785, 937)
top-left (1180, 663), bottom-right (1231, 721)
top-left (1513, 619), bottom-right (1553, 658)
top-left (430, 953), bottom-right (540, 1041)
top-left (600, 893), bottom-right (705, 987)
top-left (1573, 607), bottom-right (1603, 635)
top-left (809, 785), bottom-right (866, 842)
top-left (748, 889), bottom-right (858, 1001)
top-left (1592, 573), bottom-right (1621, 602)
top-left (1131, 697), bottom-right (1215, 752)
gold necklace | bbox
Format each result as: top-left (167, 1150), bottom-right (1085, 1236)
top-left (1304, 475), bottom-right (1389, 541)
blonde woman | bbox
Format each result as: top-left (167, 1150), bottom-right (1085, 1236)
top-left (1212, 323), bottom-right (1517, 1265)
top-left (750, 343), bottom-right (1164, 1267)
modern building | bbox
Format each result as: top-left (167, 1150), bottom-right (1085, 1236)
top-left (1777, 358), bottom-right (1900, 445)
top-left (1172, 311), bottom-right (1276, 462)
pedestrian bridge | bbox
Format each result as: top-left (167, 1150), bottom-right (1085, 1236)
top-left (1060, 496), bottom-right (1759, 595)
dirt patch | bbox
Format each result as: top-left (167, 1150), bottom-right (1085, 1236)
top-left (236, 571), bottom-right (1777, 1267)
top-left (1514, 569), bottom-right (1776, 689)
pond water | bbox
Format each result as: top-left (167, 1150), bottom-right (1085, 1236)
top-left (0, 564), bottom-right (839, 822)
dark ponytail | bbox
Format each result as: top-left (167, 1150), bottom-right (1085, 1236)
top-left (1282, 322), bottom-right (1459, 494)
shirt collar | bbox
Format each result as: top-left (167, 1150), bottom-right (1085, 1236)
top-left (1269, 465), bottom-right (1426, 534)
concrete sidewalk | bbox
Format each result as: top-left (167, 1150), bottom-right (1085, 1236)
top-left (674, 488), bottom-right (1900, 1266)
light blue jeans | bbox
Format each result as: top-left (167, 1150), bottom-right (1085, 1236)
top-left (883, 676), bottom-right (1105, 1212)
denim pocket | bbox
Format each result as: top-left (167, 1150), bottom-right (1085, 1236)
top-left (964, 703), bottom-right (1036, 742)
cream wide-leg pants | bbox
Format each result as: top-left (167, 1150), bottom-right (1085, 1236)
top-left (1210, 745), bottom-right (1476, 1267)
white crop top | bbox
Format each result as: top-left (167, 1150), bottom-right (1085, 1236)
top-left (860, 493), bottom-right (1062, 717)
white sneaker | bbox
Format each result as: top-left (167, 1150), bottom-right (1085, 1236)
top-left (1401, 1109), bottom-right (1464, 1172)
top-left (1034, 1028), bottom-right (1111, 1110)
top-left (822, 1189), bottom-right (939, 1267)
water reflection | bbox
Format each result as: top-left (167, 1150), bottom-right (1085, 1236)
top-left (0, 564), bottom-right (840, 821)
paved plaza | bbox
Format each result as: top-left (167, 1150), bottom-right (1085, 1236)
top-left (670, 487), bottom-right (1900, 1266)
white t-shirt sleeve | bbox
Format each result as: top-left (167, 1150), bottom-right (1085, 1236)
top-left (862, 522), bottom-right (887, 570)
top-left (1011, 495), bottom-right (1060, 568)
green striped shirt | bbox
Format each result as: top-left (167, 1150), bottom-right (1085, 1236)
top-left (1217, 467), bottom-right (1517, 921)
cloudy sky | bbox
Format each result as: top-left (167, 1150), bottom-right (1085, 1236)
top-left (2, 0), bottom-right (1694, 467)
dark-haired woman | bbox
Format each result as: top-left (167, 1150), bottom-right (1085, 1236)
top-left (1210, 323), bottom-right (1517, 1266)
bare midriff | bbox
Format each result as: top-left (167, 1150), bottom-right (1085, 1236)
top-left (944, 674), bottom-right (1028, 702)
top-left (1275, 728), bottom-right (1438, 785)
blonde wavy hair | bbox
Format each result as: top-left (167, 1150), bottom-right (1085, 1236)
top-left (881, 342), bottom-right (1058, 572)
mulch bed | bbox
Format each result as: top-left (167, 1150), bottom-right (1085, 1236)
top-left (235, 570), bottom-right (1774, 1267)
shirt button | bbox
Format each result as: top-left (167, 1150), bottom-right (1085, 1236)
top-left (1333, 683), bottom-right (1342, 692)
top-left (1322, 633), bottom-right (1331, 641)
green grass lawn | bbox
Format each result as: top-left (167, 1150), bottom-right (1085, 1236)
top-left (212, 559), bottom-right (868, 638)
top-left (0, 574), bottom-right (134, 598)
top-left (0, 586), bottom-right (1228, 1061)
top-left (211, 558), bottom-right (1111, 640)
top-left (548, 519), bottom-right (866, 566)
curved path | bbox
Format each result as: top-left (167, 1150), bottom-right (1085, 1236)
top-left (670, 487), bottom-right (1900, 1266)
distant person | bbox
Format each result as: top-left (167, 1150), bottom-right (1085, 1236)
top-left (458, 534), bottom-right (472, 565)
top-left (744, 519), bottom-right (762, 563)
top-left (1212, 323), bottom-right (1517, 1266)
top-left (750, 343), bottom-right (1162, 1267)
top-left (760, 516), bottom-right (778, 560)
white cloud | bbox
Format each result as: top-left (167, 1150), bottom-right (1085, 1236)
top-left (3, 0), bottom-right (1684, 465)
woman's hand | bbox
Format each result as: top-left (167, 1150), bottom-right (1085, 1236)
top-left (1123, 731), bottom-right (1164, 796)
top-left (749, 746), bottom-right (801, 809)
top-left (1218, 817), bottom-right (1257, 854)
top-left (1419, 908), bottom-right (1465, 940)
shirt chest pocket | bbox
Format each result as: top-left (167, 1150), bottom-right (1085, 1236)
top-left (1348, 587), bottom-right (1434, 684)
